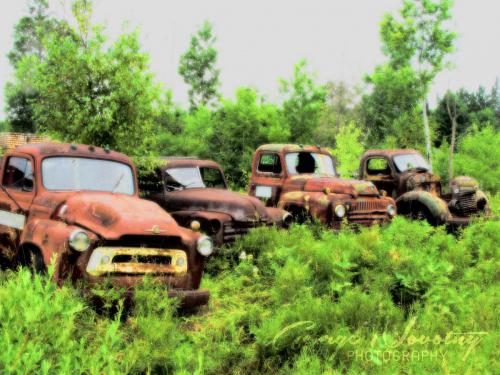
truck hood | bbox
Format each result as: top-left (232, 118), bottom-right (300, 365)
top-left (59, 192), bottom-right (185, 239)
top-left (288, 176), bottom-right (379, 197)
top-left (402, 171), bottom-right (441, 190)
top-left (164, 188), bottom-right (271, 222)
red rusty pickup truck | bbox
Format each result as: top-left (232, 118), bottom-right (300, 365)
top-left (0, 143), bottom-right (211, 307)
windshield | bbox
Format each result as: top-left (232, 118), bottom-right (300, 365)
top-left (42, 157), bottom-right (135, 195)
top-left (165, 167), bottom-right (226, 190)
top-left (285, 152), bottom-right (336, 176)
top-left (393, 153), bottom-right (430, 172)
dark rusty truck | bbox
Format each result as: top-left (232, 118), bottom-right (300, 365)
top-left (138, 157), bottom-right (292, 247)
top-left (248, 144), bottom-right (396, 227)
top-left (0, 143), bottom-right (212, 307)
top-left (359, 149), bottom-right (489, 227)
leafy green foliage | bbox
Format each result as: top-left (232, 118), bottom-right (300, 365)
top-left (280, 60), bottom-right (326, 143)
top-left (29, 4), bottom-right (161, 156)
top-left (1, 208), bottom-right (498, 373)
top-left (4, 0), bottom-right (73, 133)
top-left (179, 20), bottom-right (221, 111)
top-left (329, 122), bottom-right (364, 178)
top-left (434, 84), bottom-right (500, 145)
top-left (454, 125), bottom-right (500, 192)
top-left (206, 88), bottom-right (289, 187)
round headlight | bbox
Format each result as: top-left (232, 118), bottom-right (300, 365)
top-left (69, 230), bottom-right (91, 252)
top-left (334, 204), bottom-right (346, 218)
top-left (190, 220), bottom-right (201, 231)
top-left (387, 204), bottom-right (396, 217)
top-left (197, 235), bottom-right (213, 257)
top-left (452, 186), bottom-right (460, 195)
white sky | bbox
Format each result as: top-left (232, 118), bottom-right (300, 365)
top-left (1, 0), bottom-right (499, 119)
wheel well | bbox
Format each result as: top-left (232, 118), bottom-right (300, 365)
top-left (284, 204), bottom-right (311, 224)
top-left (17, 243), bottom-right (46, 271)
top-left (397, 200), bottom-right (439, 225)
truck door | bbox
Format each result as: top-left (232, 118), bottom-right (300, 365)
top-left (248, 152), bottom-right (284, 206)
top-left (0, 155), bottom-right (35, 263)
top-left (363, 157), bottom-right (397, 198)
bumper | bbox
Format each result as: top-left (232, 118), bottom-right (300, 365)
top-left (81, 246), bottom-right (209, 308)
top-left (168, 289), bottom-right (210, 308)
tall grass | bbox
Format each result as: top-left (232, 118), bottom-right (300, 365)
top-left (0, 202), bottom-right (498, 374)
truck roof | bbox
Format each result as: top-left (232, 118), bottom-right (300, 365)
top-left (160, 157), bottom-right (222, 170)
top-left (257, 144), bottom-right (330, 154)
top-left (14, 142), bottom-right (132, 164)
top-left (362, 149), bottom-right (421, 158)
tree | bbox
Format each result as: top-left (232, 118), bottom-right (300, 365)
top-left (5, 0), bottom-right (72, 133)
top-left (178, 21), bottom-right (221, 111)
top-left (207, 88), bottom-right (288, 187)
top-left (434, 84), bottom-right (500, 144)
top-left (280, 60), bottom-right (326, 143)
top-left (30, 0), bottom-right (161, 156)
top-left (378, 0), bottom-right (456, 166)
top-left (330, 122), bottom-right (365, 178)
top-left (362, 64), bottom-right (424, 147)
top-left (444, 91), bottom-right (460, 183)
top-left (314, 81), bottom-right (362, 147)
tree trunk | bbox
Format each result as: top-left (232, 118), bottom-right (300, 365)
top-left (446, 94), bottom-right (458, 184)
top-left (422, 98), bottom-right (432, 172)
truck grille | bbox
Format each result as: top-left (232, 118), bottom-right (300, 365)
top-left (456, 192), bottom-right (477, 216)
top-left (351, 200), bottom-right (388, 212)
top-left (103, 235), bottom-right (185, 249)
top-left (345, 200), bottom-right (389, 226)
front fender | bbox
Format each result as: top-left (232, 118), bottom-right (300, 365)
top-left (279, 191), bottom-right (345, 224)
top-left (396, 191), bottom-right (451, 223)
top-left (21, 219), bottom-right (76, 266)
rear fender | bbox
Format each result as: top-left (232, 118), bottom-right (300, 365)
top-left (396, 191), bottom-right (451, 223)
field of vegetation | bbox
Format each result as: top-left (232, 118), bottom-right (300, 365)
top-left (0, 195), bottom-right (498, 374)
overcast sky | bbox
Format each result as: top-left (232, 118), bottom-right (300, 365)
top-left (1, 0), bottom-right (499, 119)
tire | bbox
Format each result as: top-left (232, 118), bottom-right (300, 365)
top-left (410, 204), bottom-right (439, 226)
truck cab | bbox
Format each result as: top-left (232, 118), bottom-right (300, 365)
top-left (139, 157), bottom-right (291, 247)
top-left (248, 144), bottom-right (396, 227)
top-left (0, 143), bottom-right (211, 307)
top-left (359, 149), bottom-right (489, 226)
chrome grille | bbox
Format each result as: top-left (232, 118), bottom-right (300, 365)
top-left (351, 200), bottom-right (387, 212)
top-left (457, 192), bottom-right (476, 216)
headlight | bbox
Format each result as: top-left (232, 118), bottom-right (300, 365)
top-left (387, 204), bottom-right (396, 217)
top-left (452, 186), bottom-right (460, 195)
top-left (68, 230), bottom-right (91, 252)
top-left (334, 204), bottom-right (346, 218)
top-left (190, 220), bottom-right (201, 231)
top-left (197, 235), bottom-right (213, 257)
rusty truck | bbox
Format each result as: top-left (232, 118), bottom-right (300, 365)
top-left (0, 143), bottom-right (211, 307)
top-left (359, 149), bottom-right (489, 227)
top-left (138, 157), bottom-right (292, 247)
top-left (248, 144), bottom-right (396, 227)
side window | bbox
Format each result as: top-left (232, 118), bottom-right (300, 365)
top-left (2, 157), bottom-right (34, 192)
top-left (258, 153), bottom-right (282, 174)
top-left (200, 167), bottom-right (226, 189)
top-left (366, 158), bottom-right (391, 177)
